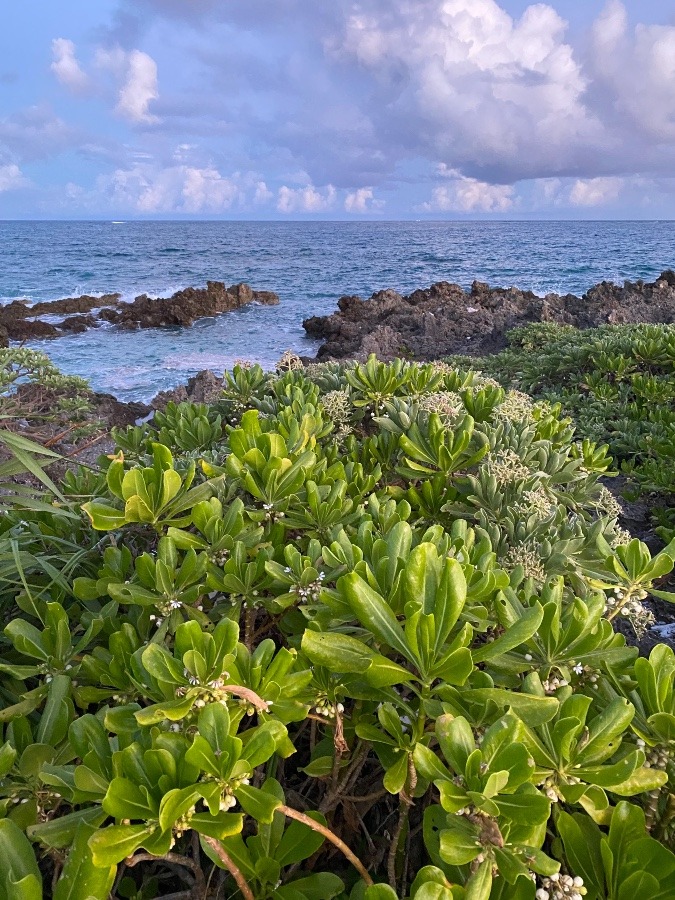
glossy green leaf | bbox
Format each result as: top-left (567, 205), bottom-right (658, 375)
top-left (53, 821), bottom-right (115, 900)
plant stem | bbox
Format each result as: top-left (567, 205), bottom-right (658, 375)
top-left (387, 753), bottom-right (417, 891)
top-left (244, 604), bottom-right (256, 650)
top-left (319, 740), bottom-right (370, 814)
top-left (278, 804), bottom-right (373, 886)
top-left (201, 836), bottom-right (254, 900)
top-left (125, 850), bottom-right (207, 897)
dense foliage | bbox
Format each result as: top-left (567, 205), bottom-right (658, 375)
top-left (453, 323), bottom-right (675, 544)
top-left (2, 354), bottom-right (675, 900)
top-left (1, 348), bottom-right (93, 427)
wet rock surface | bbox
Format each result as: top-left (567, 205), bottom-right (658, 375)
top-left (0, 283), bottom-right (278, 341)
top-left (304, 272), bottom-right (675, 361)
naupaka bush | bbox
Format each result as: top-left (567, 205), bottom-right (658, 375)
top-left (1, 355), bottom-right (675, 899)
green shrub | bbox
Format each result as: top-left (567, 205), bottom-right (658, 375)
top-left (449, 323), bottom-right (675, 544)
top-left (1, 348), bottom-right (92, 424)
top-left (1, 355), bottom-right (675, 899)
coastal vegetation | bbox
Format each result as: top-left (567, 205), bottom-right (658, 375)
top-left (2, 349), bottom-right (675, 899)
top-left (452, 322), bottom-right (675, 545)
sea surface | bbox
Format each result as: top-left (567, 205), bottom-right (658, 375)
top-left (1, 220), bottom-right (673, 401)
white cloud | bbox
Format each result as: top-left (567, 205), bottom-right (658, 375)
top-left (181, 166), bottom-right (241, 213)
top-left (277, 183), bottom-right (336, 213)
top-left (423, 172), bottom-right (514, 212)
top-left (116, 50), bottom-right (160, 124)
top-left (97, 163), bottom-right (262, 213)
top-left (95, 46), bottom-right (160, 124)
top-left (590, 1), bottom-right (675, 142)
top-left (336, 0), bottom-right (602, 182)
top-left (569, 176), bottom-right (623, 207)
top-left (0, 163), bottom-right (29, 192)
top-left (253, 181), bottom-right (273, 204)
top-left (51, 39), bottom-right (89, 91)
top-left (344, 187), bottom-right (384, 213)
top-left (21, 1), bottom-right (675, 216)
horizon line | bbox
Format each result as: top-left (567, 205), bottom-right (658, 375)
top-left (1, 217), bottom-right (675, 224)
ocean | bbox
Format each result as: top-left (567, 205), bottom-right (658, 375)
top-left (1, 220), bottom-right (673, 401)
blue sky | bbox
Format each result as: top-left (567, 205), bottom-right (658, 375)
top-left (1, 0), bottom-right (675, 219)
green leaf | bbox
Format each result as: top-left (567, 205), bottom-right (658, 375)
top-left (190, 812), bottom-right (244, 840)
top-left (4, 620), bottom-right (48, 662)
top-left (436, 715), bottom-right (475, 774)
top-left (53, 821), bottom-right (115, 900)
top-left (338, 572), bottom-right (415, 665)
top-left (88, 824), bottom-right (156, 867)
top-left (158, 787), bottom-right (200, 832)
top-left (438, 818), bottom-right (480, 866)
top-left (301, 630), bottom-right (373, 674)
top-left (556, 811), bottom-right (605, 893)
top-left (28, 808), bottom-right (108, 851)
top-left (580, 699), bottom-right (634, 765)
top-left (102, 778), bottom-right (154, 821)
top-left (0, 818), bottom-right (41, 900)
top-left (413, 743), bottom-right (452, 782)
top-left (471, 604), bottom-right (543, 663)
top-left (465, 859), bottom-right (493, 900)
top-left (134, 695), bottom-right (195, 726)
top-left (235, 784), bottom-right (282, 824)
top-left (383, 752), bottom-right (409, 794)
top-left (463, 688), bottom-right (559, 726)
top-left (81, 502), bottom-right (127, 531)
top-left (141, 645), bottom-right (188, 685)
top-left (495, 792), bottom-right (551, 826)
top-left (36, 675), bottom-right (71, 746)
top-left (275, 812), bottom-right (327, 866)
top-left (0, 741), bottom-right (17, 778)
top-left (364, 886), bottom-right (399, 900)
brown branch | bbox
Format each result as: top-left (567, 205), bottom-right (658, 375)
top-left (387, 753), bottom-right (417, 892)
top-left (251, 613), bottom-right (282, 643)
top-left (63, 431), bottom-right (109, 459)
top-left (306, 713), bottom-right (333, 726)
top-left (201, 836), bottom-right (255, 900)
top-left (124, 850), bottom-right (206, 897)
top-left (244, 605), bottom-right (256, 651)
top-left (341, 788), bottom-right (388, 804)
top-left (319, 740), bottom-right (371, 814)
top-left (278, 804), bottom-right (373, 886)
top-left (387, 803), bottom-right (410, 890)
top-left (338, 742), bottom-right (372, 796)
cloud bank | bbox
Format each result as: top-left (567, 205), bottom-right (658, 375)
top-left (2, 0), bottom-right (675, 216)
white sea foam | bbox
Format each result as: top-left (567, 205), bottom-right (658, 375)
top-left (161, 352), bottom-right (234, 371)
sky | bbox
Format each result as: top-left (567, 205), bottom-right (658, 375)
top-left (1, 0), bottom-right (675, 219)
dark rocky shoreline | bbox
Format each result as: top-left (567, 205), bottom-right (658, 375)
top-left (0, 281), bottom-right (279, 345)
top-left (303, 271), bottom-right (675, 361)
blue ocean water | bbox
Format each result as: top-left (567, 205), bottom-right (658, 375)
top-left (1, 220), bottom-right (673, 401)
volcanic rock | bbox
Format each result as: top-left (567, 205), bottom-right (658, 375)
top-left (304, 271), bottom-right (675, 361)
top-left (99, 281), bottom-right (279, 330)
top-left (0, 283), bottom-right (278, 342)
top-left (151, 369), bottom-right (224, 410)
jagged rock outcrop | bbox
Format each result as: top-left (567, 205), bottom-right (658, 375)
top-left (151, 369), bottom-right (224, 410)
top-left (99, 282), bottom-right (278, 330)
top-left (0, 283), bottom-right (278, 341)
top-left (304, 272), bottom-right (675, 361)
